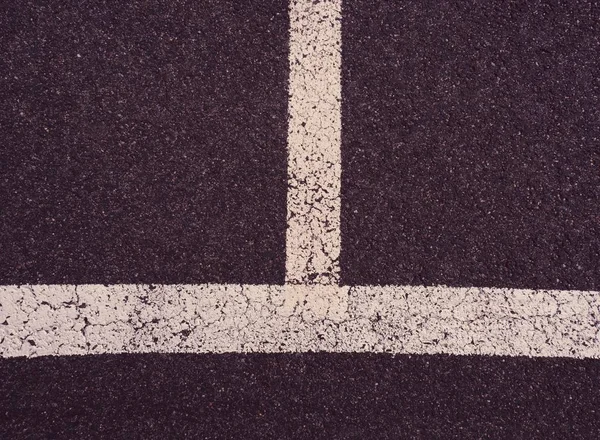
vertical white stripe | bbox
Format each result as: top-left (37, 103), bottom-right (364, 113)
top-left (286, 0), bottom-right (342, 285)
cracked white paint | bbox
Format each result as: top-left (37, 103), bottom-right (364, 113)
top-left (2, 284), bottom-right (599, 358)
top-left (286, 0), bottom-right (342, 284)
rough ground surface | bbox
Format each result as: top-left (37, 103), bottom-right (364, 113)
top-left (1, 353), bottom-right (600, 439)
top-left (1, 0), bottom-right (600, 438)
top-left (0, 0), bottom-right (289, 284)
top-left (341, 0), bottom-right (600, 290)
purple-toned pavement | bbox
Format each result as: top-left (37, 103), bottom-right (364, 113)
top-left (1, 1), bottom-right (599, 439)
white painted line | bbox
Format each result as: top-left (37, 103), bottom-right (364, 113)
top-left (2, 284), bottom-right (599, 358)
top-left (286, 0), bottom-right (342, 285)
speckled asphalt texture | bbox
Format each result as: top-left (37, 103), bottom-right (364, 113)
top-left (1, 0), bottom-right (289, 285)
top-left (2, 353), bottom-right (600, 439)
top-left (1, 0), bottom-right (600, 439)
top-left (341, 0), bottom-right (600, 290)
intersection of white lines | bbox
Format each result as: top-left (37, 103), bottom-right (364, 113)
top-left (1, 0), bottom-right (599, 358)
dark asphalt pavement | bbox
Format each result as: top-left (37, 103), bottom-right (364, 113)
top-left (1, 1), bottom-right (599, 438)
top-left (2, 353), bottom-right (600, 439)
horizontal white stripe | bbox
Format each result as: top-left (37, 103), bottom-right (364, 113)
top-left (1, 284), bottom-right (598, 358)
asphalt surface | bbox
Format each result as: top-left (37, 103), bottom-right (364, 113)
top-left (341, 0), bottom-right (600, 290)
top-left (1, 0), bottom-right (600, 438)
top-left (2, 353), bottom-right (600, 439)
top-left (1, 0), bottom-right (289, 285)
